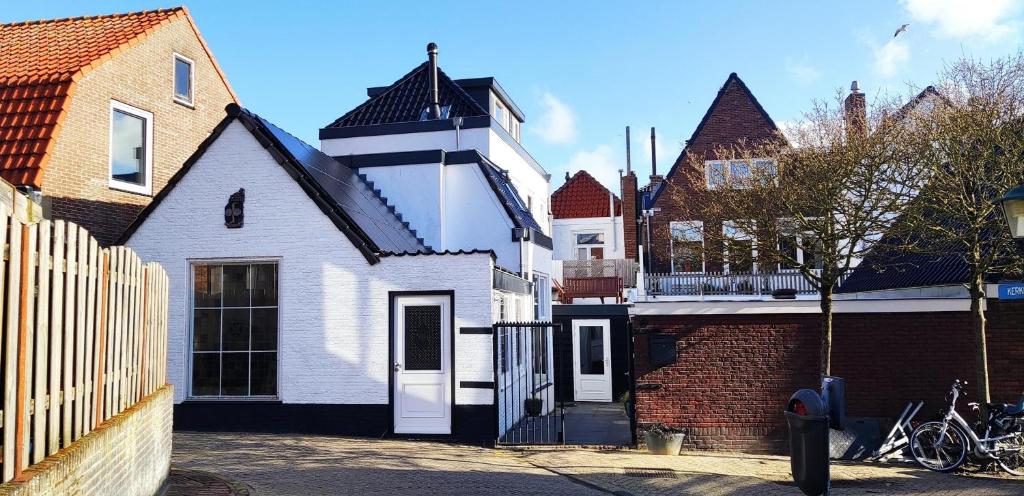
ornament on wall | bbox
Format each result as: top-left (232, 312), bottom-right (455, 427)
top-left (225, 188), bottom-right (245, 228)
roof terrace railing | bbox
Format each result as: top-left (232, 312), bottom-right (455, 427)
top-left (645, 270), bottom-right (824, 297)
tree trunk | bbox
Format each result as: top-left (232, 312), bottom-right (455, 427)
top-left (820, 287), bottom-right (834, 379)
top-left (969, 271), bottom-right (992, 411)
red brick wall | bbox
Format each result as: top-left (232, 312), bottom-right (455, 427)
top-left (634, 313), bottom-right (820, 452)
top-left (634, 301), bottom-right (1024, 453)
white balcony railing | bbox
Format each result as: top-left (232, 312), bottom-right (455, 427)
top-left (561, 259), bottom-right (639, 287)
top-left (645, 270), bottom-right (824, 297)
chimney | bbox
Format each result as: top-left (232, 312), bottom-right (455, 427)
top-left (844, 80), bottom-right (867, 137)
top-left (621, 126), bottom-right (640, 261)
top-left (427, 42), bottom-right (441, 119)
top-left (648, 126), bottom-right (663, 189)
top-left (625, 126), bottom-right (632, 174)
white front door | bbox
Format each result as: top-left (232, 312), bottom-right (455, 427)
top-left (393, 295), bottom-right (451, 434)
top-left (572, 319), bottom-right (612, 402)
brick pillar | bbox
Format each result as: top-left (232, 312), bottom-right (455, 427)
top-left (621, 171), bottom-right (639, 260)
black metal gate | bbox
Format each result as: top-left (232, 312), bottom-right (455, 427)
top-left (493, 322), bottom-right (565, 445)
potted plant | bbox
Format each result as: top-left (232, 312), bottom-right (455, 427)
top-left (619, 391), bottom-right (630, 415)
top-left (643, 424), bottom-right (686, 455)
top-left (524, 397), bottom-right (544, 417)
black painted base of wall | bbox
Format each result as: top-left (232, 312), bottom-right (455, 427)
top-left (174, 402), bottom-right (496, 444)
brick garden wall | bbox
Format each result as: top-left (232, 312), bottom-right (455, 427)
top-left (634, 301), bottom-right (1024, 453)
top-left (0, 386), bottom-right (173, 496)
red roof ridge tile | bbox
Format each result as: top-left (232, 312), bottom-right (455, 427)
top-left (0, 6), bottom-right (186, 28)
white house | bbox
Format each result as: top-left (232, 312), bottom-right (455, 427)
top-left (121, 104), bottom-right (551, 441)
top-left (318, 43), bottom-right (554, 321)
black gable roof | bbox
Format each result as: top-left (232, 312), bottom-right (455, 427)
top-left (119, 104), bottom-right (428, 262)
top-left (324, 62), bottom-right (489, 128)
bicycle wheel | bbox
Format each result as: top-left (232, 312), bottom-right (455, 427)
top-left (910, 421), bottom-right (970, 472)
top-left (996, 439), bottom-right (1024, 476)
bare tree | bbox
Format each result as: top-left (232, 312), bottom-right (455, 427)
top-left (897, 54), bottom-right (1024, 405)
top-left (669, 92), bottom-right (921, 378)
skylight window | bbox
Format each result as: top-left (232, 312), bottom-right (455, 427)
top-left (419, 105), bottom-right (451, 121)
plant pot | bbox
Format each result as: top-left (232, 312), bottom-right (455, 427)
top-left (644, 431), bottom-right (685, 455)
top-left (524, 398), bottom-right (544, 417)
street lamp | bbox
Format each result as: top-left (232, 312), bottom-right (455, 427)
top-left (997, 184), bottom-right (1024, 239)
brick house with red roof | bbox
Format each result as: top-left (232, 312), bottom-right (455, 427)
top-left (0, 7), bottom-right (237, 244)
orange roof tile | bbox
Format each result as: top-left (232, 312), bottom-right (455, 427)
top-left (551, 170), bottom-right (621, 219)
top-left (0, 7), bottom-right (237, 187)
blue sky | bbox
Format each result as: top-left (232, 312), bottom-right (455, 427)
top-left (5, 1), bottom-right (1023, 190)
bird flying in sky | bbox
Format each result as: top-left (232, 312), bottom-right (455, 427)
top-left (894, 23), bottom-right (909, 38)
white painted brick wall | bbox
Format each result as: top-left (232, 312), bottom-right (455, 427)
top-left (127, 121), bottom-right (496, 406)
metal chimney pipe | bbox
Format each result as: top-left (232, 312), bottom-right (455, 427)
top-left (427, 42), bottom-right (441, 119)
top-left (625, 126), bottom-right (632, 174)
top-left (650, 127), bottom-right (657, 177)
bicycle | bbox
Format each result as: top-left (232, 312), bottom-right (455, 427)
top-left (909, 379), bottom-right (1024, 475)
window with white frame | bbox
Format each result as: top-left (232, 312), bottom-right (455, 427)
top-left (533, 273), bottom-right (550, 320)
top-left (670, 221), bottom-right (704, 273)
top-left (778, 221), bottom-right (824, 271)
top-left (109, 101), bottom-right (154, 194)
top-left (723, 221), bottom-right (756, 273)
top-left (575, 232), bottom-right (605, 260)
top-left (494, 100), bottom-right (508, 129)
top-left (191, 262), bottom-right (278, 398)
top-left (705, 159), bottom-right (775, 189)
top-left (173, 53), bottom-right (194, 106)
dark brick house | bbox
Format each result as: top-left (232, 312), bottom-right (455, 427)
top-left (644, 72), bottom-right (783, 275)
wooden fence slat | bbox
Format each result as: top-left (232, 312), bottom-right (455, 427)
top-left (31, 221), bottom-right (50, 464)
top-left (46, 222), bottom-right (64, 455)
top-left (122, 253), bottom-right (134, 410)
top-left (73, 226), bottom-right (87, 439)
top-left (82, 238), bottom-right (98, 433)
top-left (2, 212), bottom-right (18, 482)
top-left (129, 255), bottom-right (141, 404)
top-left (60, 224), bottom-right (76, 447)
top-left (95, 250), bottom-right (110, 426)
top-left (0, 208), bottom-right (10, 482)
top-left (15, 222), bottom-right (34, 474)
top-left (111, 247), bottom-right (124, 415)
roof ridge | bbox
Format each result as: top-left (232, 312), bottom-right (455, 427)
top-left (0, 6), bottom-right (185, 28)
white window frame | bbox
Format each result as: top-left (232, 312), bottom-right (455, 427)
top-left (533, 272), bottom-right (550, 320)
top-left (172, 52), bottom-right (195, 107)
top-left (669, 220), bottom-right (705, 273)
top-left (777, 219), bottom-right (823, 272)
top-left (705, 158), bottom-right (775, 190)
top-left (108, 100), bottom-right (154, 195)
top-left (573, 231), bottom-right (606, 260)
top-left (186, 258), bottom-right (282, 401)
top-left (722, 221), bottom-right (758, 274)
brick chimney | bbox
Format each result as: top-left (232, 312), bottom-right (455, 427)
top-left (844, 81), bottom-right (867, 137)
top-left (621, 127), bottom-right (640, 260)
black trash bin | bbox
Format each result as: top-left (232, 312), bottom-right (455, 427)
top-left (786, 389), bottom-right (830, 496)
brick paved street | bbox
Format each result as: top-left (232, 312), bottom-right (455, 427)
top-left (172, 432), bottom-right (605, 495)
top-left (172, 432), bottom-right (1024, 495)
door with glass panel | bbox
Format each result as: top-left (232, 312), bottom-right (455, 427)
top-left (393, 294), bottom-right (451, 434)
top-left (191, 262), bottom-right (278, 399)
top-left (571, 319), bottom-right (612, 402)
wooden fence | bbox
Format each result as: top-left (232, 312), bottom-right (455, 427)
top-left (0, 206), bottom-right (169, 482)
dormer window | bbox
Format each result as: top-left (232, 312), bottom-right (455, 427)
top-left (494, 100), bottom-right (508, 128)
